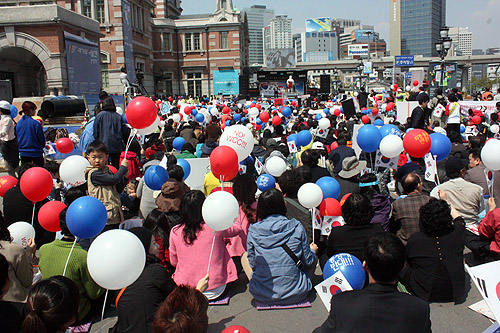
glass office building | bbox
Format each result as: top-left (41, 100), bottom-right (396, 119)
top-left (243, 5), bottom-right (275, 66)
top-left (401, 0), bottom-right (446, 57)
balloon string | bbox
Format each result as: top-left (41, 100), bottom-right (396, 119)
top-left (100, 289), bottom-right (109, 333)
top-left (434, 155), bottom-right (441, 186)
top-left (206, 231), bottom-right (216, 276)
top-left (220, 176), bottom-right (224, 191)
top-left (62, 238), bottom-right (77, 277)
top-left (123, 129), bottom-right (137, 157)
top-left (31, 203), bottom-right (35, 226)
top-left (311, 209), bottom-right (315, 244)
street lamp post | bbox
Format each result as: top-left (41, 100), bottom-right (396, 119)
top-left (435, 26), bottom-right (452, 89)
top-left (357, 59), bottom-right (364, 90)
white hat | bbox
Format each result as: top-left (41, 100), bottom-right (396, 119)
top-left (312, 141), bottom-right (324, 150)
top-left (0, 100), bottom-right (11, 110)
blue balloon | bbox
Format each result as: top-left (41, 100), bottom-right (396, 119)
top-left (332, 98), bottom-right (337, 102)
top-left (144, 165), bottom-right (169, 190)
top-left (297, 130), bottom-right (313, 147)
top-left (195, 113), bottom-right (205, 123)
top-left (257, 174), bottom-right (276, 192)
top-left (287, 133), bottom-right (298, 143)
top-left (379, 124), bottom-right (402, 138)
top-left (373, 119), bottom-right (384, 126)
top-left (282, 106), bottom-right (292, 117)
top-left (323, 253), bottom-right (365, 290)
top-left (241, 117), bottom-right (247, 123)
top-left (233, 114), bottom-right (241, 122)
top-left (9, 105), bottom-right (18, 118)
top-left (460, 125), bottom-right (466, 133)
top-left (191, 109), bottom-right (198, 116)
top-left (316, 176), bottom-right (340, 200)
top-left (173, 137), bottom-right (186, 151)
top-left (361, 109), bottom-right (368, 114)
top-left (405, 127), bottom-right (414, 134)
top-left (315, 113), bottom-right (323, 121)
top-left (225, 120), bottom-right (230, 126)
top-left (177, 159), bottom-right (191, 179)
top-left (430, 132), bottom-right (452, 161)
top-left (256, 118), bottom-right (263, 125)
top-left (324, 108), bottom-right (330, 115)
top-left (66, 196), bottom-right (107, 239)
top-left (123, 113), bottom-right (128, 124)
top-left (357, 124), bottom-right (381, 153)
top-left (340, 107), bottom-right (344, 113)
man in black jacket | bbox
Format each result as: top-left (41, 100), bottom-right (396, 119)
top-left (409, 93), bottom-right (430, 130)
top-left (314, 233), bottom-right (431, 333)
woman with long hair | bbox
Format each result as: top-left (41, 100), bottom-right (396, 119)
top-left (22, 276), bottom-right (80, 333)
top-left (143, 209), bottom-right (173, 272)
top-left (169, 190), bottom-right (241, 300)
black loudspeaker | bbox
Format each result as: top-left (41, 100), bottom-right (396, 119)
top-left (319, 75), bottom-right (331, 93)
top-left (341, 98), bottom-right (356, 120)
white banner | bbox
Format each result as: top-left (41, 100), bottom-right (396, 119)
top-left (466, 261), bottom-right (500, 322)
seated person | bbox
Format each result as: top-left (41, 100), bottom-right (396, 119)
top-left (476, 197), bottom-right (500, 261)
top-left (400, 194), bottom-right (466, 304)
top-left (0, 253), bottom-right (26, 333)
top-left (120, 178), bottom-right (140, 219)
top-left (38, 208), bottom-right (104, 324)
top-left (314, 233), bottom-right (431, 333)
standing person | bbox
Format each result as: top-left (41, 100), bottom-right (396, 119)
top-left (314, 233), bottom-right (432, 333)
top-left (444, 94), bottom-right (461, 134)
top-left (16, 101), bottom-right (45, 167)
top-left (247, 189), bottom-right (317, 306)
top-left (93, 96), bottom-right (130, 168)
top-left (0, 101), bottom-right (19, 176)
top-left (409, 93), bottom-right (430, 130)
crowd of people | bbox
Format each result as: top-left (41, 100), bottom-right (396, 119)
top-left (0, 84), bottom-right (499, 332)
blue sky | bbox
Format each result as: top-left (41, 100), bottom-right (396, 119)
top-left (181, 0), bottom-right (500, 50)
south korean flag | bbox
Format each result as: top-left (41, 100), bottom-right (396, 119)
top-left (375, 149), bottom-right (398, 170)
top-left (315, 271), bottom-right (353, 311)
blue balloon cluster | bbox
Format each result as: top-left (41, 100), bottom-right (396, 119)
top-left (177, 159), bottom-right (191, 179)
top-left (173, 137), bottom-right (186, 151)
top-left (257, 174), bottom-right (276, 192)
top-left (323, 253), bottom-right (365, 290)
top-left (66, 196), bottom-right (107, 239)
top-left (357, 125), bottom-right (381, 153)
top-left (316, 176), bottom-right (340, 200)
top-left (144, 165), bottom-right (169, 190)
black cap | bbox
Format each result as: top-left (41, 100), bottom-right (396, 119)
top-left (445, 156), bottom-right (467, 176)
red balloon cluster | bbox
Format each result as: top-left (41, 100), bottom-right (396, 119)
top-left (20, 167), bottom-right (53, 202)
top-left (320, 198), bottom-right (342, 217)
top-left (55, 138), bottom-right (74, 154)
top-left (272, 116), bottom-right (282, 126)
top-left (38, 201), bottom-right (67, 232)
top-left (0, 175), bottom-right (17, 197)
top-left (210, 146), bottom-right (238, 180)
top-left (361, 115), bottom-right (370, 124)
top-left (403, 129), bottom-right (431, 158)
top-left (125, 97), bottom-right (158, 129)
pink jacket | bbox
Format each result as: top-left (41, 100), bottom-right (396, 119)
top-left (169, 222), bottom-right (241, 290)
top-left (226, 203), bottom-right (257, 257)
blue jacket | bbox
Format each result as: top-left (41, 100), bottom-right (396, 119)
top-left (16, 115), bottom-right (45, 157)
top-left (247, 214), bottom-right (315, 305)
top-left (78, 117), bottom-right (95, 154)
top-left (93, 110), bottom-right (128, 153)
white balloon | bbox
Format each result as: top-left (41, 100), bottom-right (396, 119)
top-left (482, 139), bottom-right (500, 170)
top-left (59, 155), bottom-right (90, 187)
top-left (202, 191), bottom-right (239, 231)
top-left (237, 103), bottom-right (242, 109)
top-left (491, 124), bottom-right (499, 134)
top-left (297, 183), bottom-right (323, 209)
top-left (248, 107), bottom-right (259, 116)
top-left (210, 107), bottom-right (219, 116)
top-left (116, 106), bottom-right (124, 116)
top-left (318, 118), bottom-right (331, 130)
top-left (379, 135), bottom-right (404, 158)
top-left (87, 229), bottom-right (146, 290)
top-left (137, 117), bottom-right (160, 135)
top-left (265, 156), bottom-right (287, 177)
top-left (159, 120), bottom-right (166, 128)
top-left (8, 222), bottom-right (35, 248)
top-left (172, 114), bottom-right (181, 123)
top-left (354, 91), bottom-right (359, 97)
top-left (219, 125), bottom-right (253, 162)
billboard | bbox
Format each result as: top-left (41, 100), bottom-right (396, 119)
top-left (265, 48), bottom-right (296, 69)
top-left (354, 29), bottom-right (374, 41)
top-left (64, 32), bottom-right (100, 96)
top-left (347, 44), bottom-right (369, 56)
top-left (121, 0), bottom-right (136, 83)
top-left (213, 69), bottom-right (239, 95)
top-left (363, 61), bottom-right (373, 74)
top-left (306, 18), bottom-right (332, 32)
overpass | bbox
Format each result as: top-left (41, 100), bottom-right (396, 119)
top-left (295, 54), bottom-right (500, 71)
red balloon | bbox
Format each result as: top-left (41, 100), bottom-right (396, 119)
top-left (340, 193), bottom-right (352, 206)
top-left (472, 115), bottom-right (481, 125)
top-left (191, 105), bottom-right (196, 109)
top-left (320, 198), bottom-right (342, 217)
top-left (372, 108), bottom-right (379, 115)
top-left (222, 106), bottom-right (231, 114)
top-left (250, 103), bottom-right (256, 108)
top-left (55, 138), bottom-right (74, 154)
top-left (210, 146), bottom-right (239, 180)
top-left (361, 115), bottom-right (370, 124)
top-left (20, 167), bottom-right (53, 202)
top-left (0, 175), bottom-right (17, 197)
top-left (259, 112), bottom-right (270, 123)
top-left (393, 84), bottom-right (398, 90)
top-left (330, 142), bottom-right (339, 151)
top-left (256, 104), bottom-right (262, 110)
top-left (126, 97), bottom-right (158, 129)
top-left (403, 129), bottom-right (432, 158)
top-left (168, 96), bottom-right (173, 102)
top-left (272, 116), bottom-right (282, 126)
top-left (386, 102), bottom-right (395, 111)
top-left (334, 109), bottom-right (341, 116)
top-left (38, 201), bottom-right (67, 232)
top-left (413, 80), bottom-right (419, 87)
top-left (222, 326), bottom-right (251, 333)
top-left (108, 165), bottom-right (118, 174)
top-left (184, 106), bottom-right (192, 115)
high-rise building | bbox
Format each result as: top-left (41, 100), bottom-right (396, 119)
top-left (338, 25), bottom-right (386, 59)
top-left (295, 31), bottom-right (339, 63)
top-left (242, 5), bottom-right (275, 66)
top-left (390, 0), bottom-right (446, 57)
top-left (263, 15), bottom-right (293, 51)
top-left (448, 27), bottom-right (473, 56)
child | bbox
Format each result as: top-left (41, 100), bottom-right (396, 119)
top-left (84, 141), bottom-right (128, 230)
top-left (120, 178), bottom-right (140, 219)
